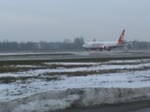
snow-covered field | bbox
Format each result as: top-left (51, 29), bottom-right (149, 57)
top-left (0, 58), bottom-right (150, 112)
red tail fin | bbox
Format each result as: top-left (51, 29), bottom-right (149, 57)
top-left (118, 29), bottom-right (125, 45)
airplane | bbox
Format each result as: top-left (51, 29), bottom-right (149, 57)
top-left (82, 29), bottom-right (126, 51)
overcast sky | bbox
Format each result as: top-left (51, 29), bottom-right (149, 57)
top-left (0, 0), bottom-right (150, 42)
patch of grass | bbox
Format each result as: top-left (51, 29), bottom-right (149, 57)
top-left (0, 67), bottom-right (32, 73)
top-left (0, 66), bottom-right (150, 84)
top-left (42, 69), bottom-right (120, 76)
top-left (0, 56), bottom-right (150, 77)
top-left (106, 62), bottom-right (142, 65)
top-left (42, 67), bottom-right (150, 77)
top-left (0, 75), bottom-right (63, 84)
top-left (0, 60), bottom-right (43, 66)
top-left (43, 76), bottom-right (61, 81)
top-left (0, 76), bottom-right (39, 84)
top-left (44, 64), bottom-right (92, 69)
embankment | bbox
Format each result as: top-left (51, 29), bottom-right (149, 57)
top-left (0, 87), bottom-right (150, 112)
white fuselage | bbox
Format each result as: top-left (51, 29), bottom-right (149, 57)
top-left (83, 41), bottom-right (119, 50)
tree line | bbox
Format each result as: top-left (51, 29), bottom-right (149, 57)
top-left (0, 37), bottom-right (84, 52)
top-left (0, 38), bottom-right (149, 52)
top-left (126, 41), bottom-right (150, 50)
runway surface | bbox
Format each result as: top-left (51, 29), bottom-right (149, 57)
top-left (0, 50), bottom-right (150, 61)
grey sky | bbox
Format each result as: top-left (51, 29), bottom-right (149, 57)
top-left (0, 0), bottom-right (150, 42)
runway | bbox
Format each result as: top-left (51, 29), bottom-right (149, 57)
top-left (0, 50), bottom-right (150, 61)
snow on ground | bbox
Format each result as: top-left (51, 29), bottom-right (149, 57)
top-left (14, 65), bottom-right (41, 68)
top-left (0, 66), bottom-right (150, 101)
top-left (31, 63), bottom-right (150, 73)
top-left (45, 62), bottom-right (98, 65)
top-left (0, 62), bottom-right (150, 78)
top-left (45, 59), bottom-right (150, 65)
top-left (0, 59), bottom-right (150, 112)
top-left (107, 59), bottom-right (150, 63)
